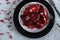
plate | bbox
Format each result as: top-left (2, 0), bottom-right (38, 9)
top-left (13, 0), bottom-right (55, 38)
top-left (19, 2), bottom-right (50, 33)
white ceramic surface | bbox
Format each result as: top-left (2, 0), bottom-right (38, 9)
top-left (19, 2), bottom-right (50, 33)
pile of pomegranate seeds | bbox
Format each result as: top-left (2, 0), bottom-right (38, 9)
top-left (20, 4), bottom-right (49, 29)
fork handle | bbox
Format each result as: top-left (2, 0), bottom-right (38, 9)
top-left (54, 6), bottom-right (60, 17)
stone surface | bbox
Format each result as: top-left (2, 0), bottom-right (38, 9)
top-left (0, 0), bottom-right (60, 40)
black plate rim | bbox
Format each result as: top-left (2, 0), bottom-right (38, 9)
top-left (13, 0), bottom-right (55, 38)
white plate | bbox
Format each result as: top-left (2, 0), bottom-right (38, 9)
top-left (19, 2), bottom-right (50, 33)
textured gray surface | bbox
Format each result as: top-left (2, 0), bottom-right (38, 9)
top-left (12, 0), bottom-right (60, 40)
top-left (0, 0), bottom-right (60, 40)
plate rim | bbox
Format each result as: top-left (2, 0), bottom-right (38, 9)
top-left (13, 0), bottom-right (55, 38)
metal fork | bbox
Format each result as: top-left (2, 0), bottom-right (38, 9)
top-left (48, 0), bottom-right (60, 27)
top-left (48, 0), bottom-right (60, 17)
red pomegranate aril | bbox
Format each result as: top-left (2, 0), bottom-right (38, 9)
top-left (29, 5), bottom-right (40, 13)
top-left (43, 9), bottom-right (48, 16)
top-left (30, 14), bottom-right (37, 22)
top-left (39, 15), bottom-right (44, 20)
top-left (23, 21), bottom-right (27, 26)
top-left (20, 15), bottom-right (26, 21)
top-left (36, 22), bottom-right (42, 28)
top-left (20, 4), bottom-right (49, 29)
top-left (34, 13), bottom-right (40, 19)
top-left (44, 17), bottom-right (48, 23)
top-left (29, 4), bottom-right (36, 9)
top-left (30, 7), bottom-right (39, 13)
top-left (36, 21), bottom-right (44, 28)
top-left (6, 0), bottom-right (9, 1)
top-left (28, 25), bottom-right (35, 29)
top-left (24, 9), bottom-right (30, 15)
top-left (27, 20), bottom-right (33, 26)
top-left (25, 16), bottom-right (30, 20)
top-left (29, 13), bottom-right (38, 21)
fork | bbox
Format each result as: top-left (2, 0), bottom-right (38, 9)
top-left (48, 0), bottom-right (60, 27)
top-left (48, 0), bottom-right (60, 17)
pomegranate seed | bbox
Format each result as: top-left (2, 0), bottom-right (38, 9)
top-left (6, 0), bottom-right (9, 1)
top-left (20, 4), bottom-right (49, 29)
top-left (10, 22), bottom-right (13, 24)
top-left (6, 2), bottom-right (10, 4)
top-left (9, 35), bottom-right (12, 39)
top-left (13, 1), bottom-right (16, 4)
top-left (1, 10), bottom-right (6, 12)
top-left (0, 20), bottom-right (5, 23)
top-left (6, 32), bottom-right (10, 34)
top-left (7, 11), bottom-right (11, 15)
top-left (0, 3), bottom-right (2, 5)
top-left (0, 33), bottom-right (4, 36)
top-left (5, 16), bottom-right (12, 20)
top-left (8, 25), bottom-right (11, 28)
